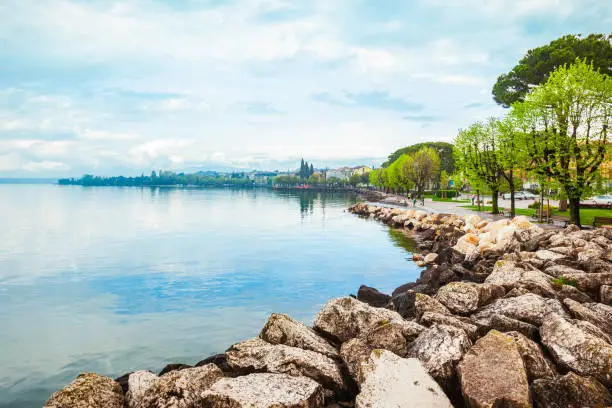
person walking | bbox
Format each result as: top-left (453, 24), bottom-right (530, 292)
top-left (471, 194), bottom-right (475, 206)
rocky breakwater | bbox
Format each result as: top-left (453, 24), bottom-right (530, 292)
top-left (348, 202), bottom-right (612, 407)
top-left (43, 202), bottom-right (612, 408)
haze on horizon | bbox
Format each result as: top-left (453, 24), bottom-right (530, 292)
top-left (0, 0), bottom-right (610, 177)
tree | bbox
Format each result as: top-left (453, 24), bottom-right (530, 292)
top-left (387, 154), bottom-right (414, 194)
top-left (360, 171), bottom-right (371, 185)
top-left (349, 173), bottom-right (361, 187)
top-left (403, 147), bottom-right (441, 197)
top-left (511, 59), bottom-right (611, 226)
top-left (455, 120), bottom-right (505, 214)
top-left (492, 34), bottom-right (612, 107)
top-left (382, 142), bottom-right (455, 174)
top-left (496, 115), bottom-right (529, 217)
top-left (439, 170), bottom-right (449, 198)
top-left (309, 163), bottom-right (314, 177)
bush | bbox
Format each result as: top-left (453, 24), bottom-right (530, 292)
top-left (528, 201), bottom-right (559, 211)
top-left (552, 276), bottom-right (578, 288)
top-left (528, 201), bottom-right (540, 209)
top-left (423, 190), bottom-right (459, 198)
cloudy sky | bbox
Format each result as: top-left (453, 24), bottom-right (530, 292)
top-left (0, 0), bottom-right (610, 177)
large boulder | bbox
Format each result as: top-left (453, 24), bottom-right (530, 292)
top-left (133, 364), bottom-right (223, 408)
top-left (259, 313), bottom-right (338, 359)
top-left (560, 272), bottom-right (612, 292)
top-left (531, 372), bottom-right (612, 408)
top-left (505, 331), bottom-right (556, 382)
top-left (339, 337), bottom-right (372, 383)
top-left (470, 293), bottom-right (563, 328)
top-left (360, 321), bottom-right (411, 357)
top-left (419, 312), bottom-right (479, 341)
top-left (158, 363), bottom-right (191, 376)
top-left (126, 371), bottom-right (157, 408)
top-left (225, 338), bottom-right (346, 395)
top-left (201, 373), bottom-right (324, 408)
top-left (313, 297), bottom-right (424, 343)
top-left (457, 330), bottom-right (531, 408)
top-left (45, 373), bottom-right (124, 408)
top-left (415, 293), bottom-right (451, 318)
top-left (540, 314), bottom-right (612, 386)
top-left (435, 282), bottom-right (504, 315)
top-left (601, 285), bottom-right (612, 305)
top-left (356, 285), bottom-right (390, 308)
top-left (488, 314), bottom-right (539, 339)
top-left (563, 299), bottom-right (612, 338)
top-left (387, 290), bottom-right (417, 318)
top-left (407, 324), bottom-right (472, 389)
top-left (355, 350), bottom-right (453, 408)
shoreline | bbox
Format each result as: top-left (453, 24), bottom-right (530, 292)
top-left (44, 204), bottom-right (612, 407)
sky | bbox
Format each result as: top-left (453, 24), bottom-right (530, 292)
top-left (0, 0), bottom-right (610, 177)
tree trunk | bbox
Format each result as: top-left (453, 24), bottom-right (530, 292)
top-left (477, 189), bottom-right (481, 211)
top-left (491, 189), bottom-right (499, 214)
top-left (539, 190), bottom-right (544, 223)
top-left (558, 192), bottom-right (568, 212)
top-left (508, 171), bottom-right (515, 218)
top-left (569, 197), bottom-right (581, 227)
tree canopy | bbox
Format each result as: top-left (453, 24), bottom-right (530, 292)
top-left (382, 141), bottom-right (454, 174)
top-left (492, 34), bottom-right (612, 107)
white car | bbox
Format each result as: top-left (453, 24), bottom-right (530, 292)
top-left (583, 195), bottom-right (612, 207)
top-left (502, 191), bottom-right (536, 200)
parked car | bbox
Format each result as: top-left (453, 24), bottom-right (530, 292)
top-left (582, 194), bottom-right (612, 207)
top-left (502, 191), bottom-right (537, 200)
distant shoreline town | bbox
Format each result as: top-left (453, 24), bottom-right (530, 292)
top-left (58, 161), bottom-right (374, 189)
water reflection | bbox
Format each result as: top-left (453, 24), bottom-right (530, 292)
top-left (0, 185), bottom-right (419, 408)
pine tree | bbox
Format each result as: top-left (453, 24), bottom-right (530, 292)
top-left (310, 163), bottom-right (314, 177)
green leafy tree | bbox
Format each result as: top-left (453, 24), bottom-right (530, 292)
top-left (360, 171), bottom-right (371, 185)
top-left (404, 147), bottom-right (441, 197)
top-left (382, 141), bottom-right (454, 174)
top-left (455, 119), bottom-right (505, 214)
top-left (387, 154), bottom-right (413, 194)
top-left (511, 59), bottom-right (611, 226)
top-left (493, 34), bottom-right (612, 107)
top-left (496, 115), bottom-right (529, 217)
top-left (439, 170), bottom-right (449, 198)
top-left (349, 173), bottom-right (361, 187)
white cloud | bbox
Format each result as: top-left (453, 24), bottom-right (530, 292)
top-left (0, 0), bottom-right (608, 176)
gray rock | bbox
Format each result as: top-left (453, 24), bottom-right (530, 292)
top-left (561, 272), bottom-right (612, 292)
top-left (540, 314), bottom-right (612, 386)
top-left (435, 282), bottom-right (505, 315)
top-left (457, 330), bottom-right (531, 408)
top-left (361, 321), bottom-right (411, 357)
top-left (135, 364), bottom-right (223, 408)
top-left (126, 371), bottom-right (157, 408)
top-left (531, 372), bottom-right (612, 408)
top-left (415, 293), bottom-right (451, 318)
top-left (535, 249), bottom-right (566, 261)
top-left (419, 312), bottom-right (479, 341)
top-left (570, 319), bottom-right (612, 344)
top-left (563, 299), bottom-right (612, 338)
top-left (470, 293), bottom-right (563, 327)
top-left (356, 285), bottom-right (390, 308)
top-left (408, 324), bottom-right (472, 388)
top-left (601, 285), bottom-right (612, 305)
top-left (388, 290), bottom-right (417, 319)
top-left (201, 373), bottom-right (324, 408)
top-left (544, 264), bottom-right (584, 278)
top-left (554, 284), bottom-right (591, 303)
top-left (45, 373), bottom-right (124, 408)
top-left (355, 350), bottom-right (453, 408)
top-left (339, 337), bottom-right (371, 383)
top-left (505, 331), bottom-right (556, 382)
top-left (159, 363), bottom-right (191, 376)
top-left (259, 313), bottom-right (339, 359)
top-left (314, 297), bottom-right (424, 343)
top-left (488, 314), bottom-right (539, 339)
top-left (226, 338), bottom-right (346, 395)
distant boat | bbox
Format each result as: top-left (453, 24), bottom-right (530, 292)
top-left (296, 184), bottom-right (311, 189)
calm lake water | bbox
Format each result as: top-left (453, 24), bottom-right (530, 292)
top-left (0, 185), bottom-right (420, 407)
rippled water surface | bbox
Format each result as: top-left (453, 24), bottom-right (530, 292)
top-left (0, 185), bottom-right (420, 407)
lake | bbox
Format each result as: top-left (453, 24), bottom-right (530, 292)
top-left (0, 185), bottom-right (420, 407)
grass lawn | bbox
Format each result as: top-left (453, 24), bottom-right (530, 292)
top-left (432, 197), bottom-right (471, 203)
top-left (459, 205), bottom-right (612, 226)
